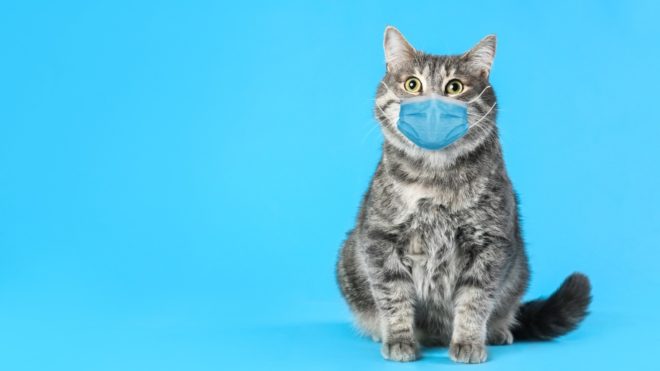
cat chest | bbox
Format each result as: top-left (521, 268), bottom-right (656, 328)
top-left (404, 210), bottom-right (460, 301)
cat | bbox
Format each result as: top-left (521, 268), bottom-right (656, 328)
top-left (336, 26), bottom-right (591, 364)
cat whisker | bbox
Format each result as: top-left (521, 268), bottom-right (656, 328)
top-left (469, 120), bottom-right (493, 137)
top-left (375, 102), bottom-right (397, 126)
top-left (360, 122), bottom-right (381, 143)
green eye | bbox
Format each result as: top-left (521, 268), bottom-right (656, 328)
top-left (404, 77), bottom-right (422, 94)
top-left (445, 79), bottom-right (464, 96)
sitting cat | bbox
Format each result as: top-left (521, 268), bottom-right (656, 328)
top-left (336, 26), bottom-right (591, 364)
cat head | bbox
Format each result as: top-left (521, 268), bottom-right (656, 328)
top-left (375, 26), bottom-right (498, 165)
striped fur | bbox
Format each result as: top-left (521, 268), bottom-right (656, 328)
top-left (336, 27), bottom-right (591, 364)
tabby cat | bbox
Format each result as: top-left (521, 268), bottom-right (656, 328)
top-left (336, 26), bottom-right (591, 364)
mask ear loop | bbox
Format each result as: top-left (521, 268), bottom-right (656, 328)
top-left (467, 85), bottom-right (495, 128)
top-left (469, 102), bottom-right (497, 128)
top-left (467, 85), bottom-right (491, 104)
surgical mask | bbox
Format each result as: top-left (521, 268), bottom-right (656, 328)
top-left (396, 88), bottom-right (494, 151)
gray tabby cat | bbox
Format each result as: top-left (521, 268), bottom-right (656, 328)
top-left (336, 26), bottom-right (591, 364)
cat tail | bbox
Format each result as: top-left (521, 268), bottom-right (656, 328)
top-left (512, 272), bottom-right (592, 341)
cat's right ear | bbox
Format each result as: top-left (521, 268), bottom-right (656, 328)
top-left (384, 26), bottom-right (416, 72)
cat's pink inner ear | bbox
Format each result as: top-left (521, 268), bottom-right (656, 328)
top-left (383, 26), bottom-right (416, 72)
top-left (464, 35), bottom-right (497, 78)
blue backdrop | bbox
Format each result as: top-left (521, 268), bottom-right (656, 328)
top-left (1, 1), bottom-right (659, 370)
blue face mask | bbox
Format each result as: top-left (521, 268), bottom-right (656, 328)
top-left (397, 94), bottom-right (469, 151)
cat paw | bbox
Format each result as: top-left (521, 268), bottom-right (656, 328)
top-left (487, 329), bottom-right (513, 345)
top-left (381, 339), bottom-right (420, 362)
top-left (449, 342), bottom-right (487, 364)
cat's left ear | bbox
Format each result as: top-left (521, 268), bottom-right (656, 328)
top-left (463, 35), bottom-right (496, 78)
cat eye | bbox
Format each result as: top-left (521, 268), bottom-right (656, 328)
top-left (445, 79), bottom-right (464, 96)
top-left (404, 77), bottom-right (422, 94)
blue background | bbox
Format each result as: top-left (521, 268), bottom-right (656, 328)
top-left (1, 1), bottom-right (659, 370)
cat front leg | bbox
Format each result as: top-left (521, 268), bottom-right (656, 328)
top-left (363, 228), bottom-right (419, 362)
top-left (449, 240), bottom-right (507, 364)
top-left (449, 285), bottom-right (493, 363)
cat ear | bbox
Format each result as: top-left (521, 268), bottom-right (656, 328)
top-left (463, 35), bottom-right (497, 78)
top-left (383, 26), bottom-right (416, 72)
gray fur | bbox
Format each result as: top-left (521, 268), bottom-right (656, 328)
top-left (336, 27), bottom-right (591, 364)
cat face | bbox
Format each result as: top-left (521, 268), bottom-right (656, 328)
top-left (375, 27), bottom-right (498, 164)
